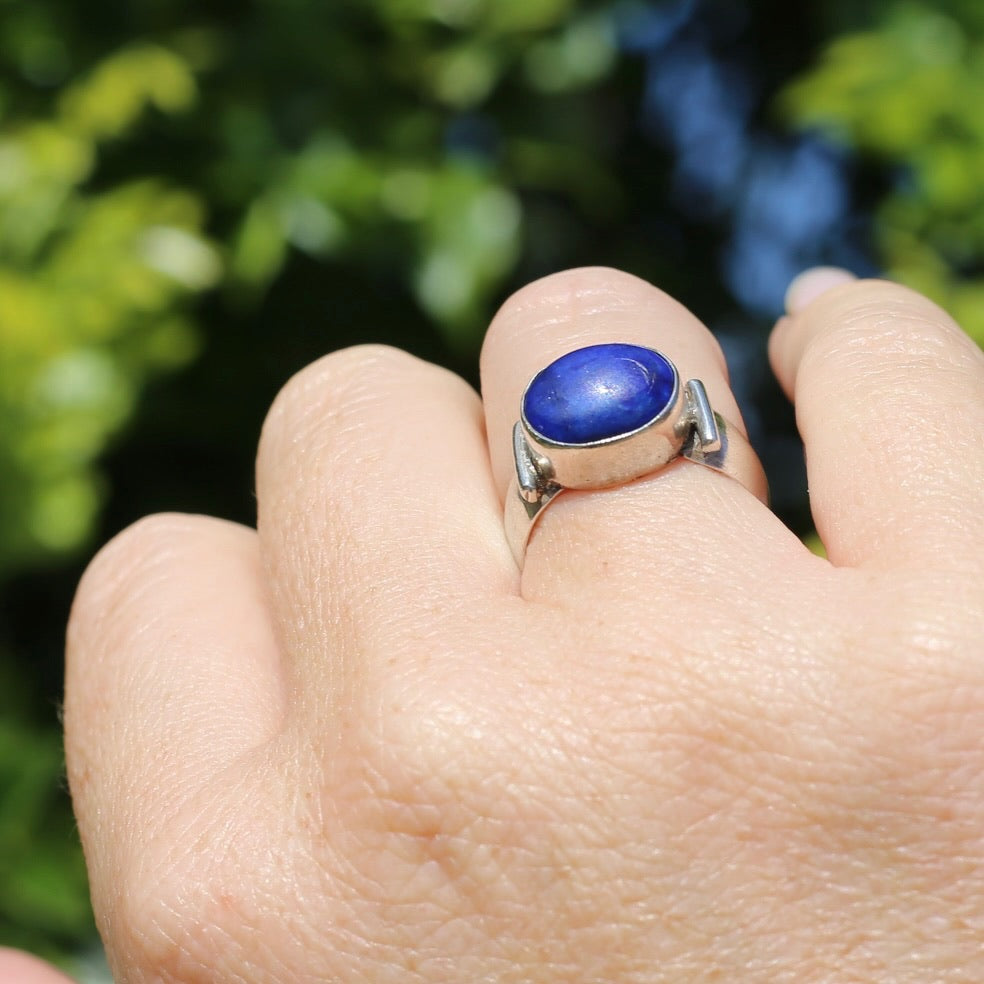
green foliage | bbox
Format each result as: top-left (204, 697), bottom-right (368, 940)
top-left (783, 0), bottom-right (984, 344)
top-left (0, 659), bottom-right (93, 962)
top-left (209, 0), bottom-right (617, 334)
top-left (0, 43), bottom-right (215, 576)
top-left (0, 0), bottom-right (621, 576)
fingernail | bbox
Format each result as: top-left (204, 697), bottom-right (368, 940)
top-left (784, 267), bottom-right (857, 315)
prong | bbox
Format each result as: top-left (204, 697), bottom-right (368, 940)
top-left (685, 379), bottom-right (721, 453)
top-left (513, 422), bottom-right (552, 502)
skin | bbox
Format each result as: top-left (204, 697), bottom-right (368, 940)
top-left (12, 267), bottom-right (984, 982)
top-left (0, 950), bottom-right (75, 984)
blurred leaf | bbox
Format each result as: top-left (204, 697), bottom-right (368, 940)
top-left (524, 11), bottom-right (617, 94)
top-left (784, 0), bottom-right (984, 349)
top-left (412, 167), bottom-right (522, 339)
top-left (59, 44), bottom-right (197, 141)
top-left (0, 698), bottom-right (92, 956)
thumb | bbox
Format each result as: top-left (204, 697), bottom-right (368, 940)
top-left (0, 949), bottom-right (78, 984)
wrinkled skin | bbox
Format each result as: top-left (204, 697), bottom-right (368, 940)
top-left (26, 268), bottom-right (984, 982)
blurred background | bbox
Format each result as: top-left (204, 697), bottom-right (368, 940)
top-left (2, 0), bottom-right (983, 977)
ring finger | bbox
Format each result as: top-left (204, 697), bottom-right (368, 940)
top-left (481, 267), bottom-right (779, 604)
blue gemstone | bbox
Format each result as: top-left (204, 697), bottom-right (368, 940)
top-left (523, 343), bottom-right (676, 445)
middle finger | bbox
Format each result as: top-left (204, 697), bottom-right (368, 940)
top-left (255, 344), bottom-right (512, 719)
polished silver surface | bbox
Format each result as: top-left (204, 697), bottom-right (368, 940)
top-left (505, 349), bottom-right (768, 567)
top-left (684, 379), bottom-right (721, 453)
top-left (519, 366), bottom-right (683, 491)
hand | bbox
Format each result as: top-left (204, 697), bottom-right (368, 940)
top-left (63, 267), bottom-right (984, 982)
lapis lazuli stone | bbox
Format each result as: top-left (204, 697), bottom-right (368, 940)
top-left (523, 343), bottom-right (675, 445)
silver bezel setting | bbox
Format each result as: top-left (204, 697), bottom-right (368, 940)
top-left (505, 345), bottom-right (767, 567)
top-left (514, 352), bottom-right (721, 500)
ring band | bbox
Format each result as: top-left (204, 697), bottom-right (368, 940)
top-left (504, 343), bottom-right (768, 566)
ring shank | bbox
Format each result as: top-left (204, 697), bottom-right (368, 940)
top-left (504, 412), bottom-right (767, 567)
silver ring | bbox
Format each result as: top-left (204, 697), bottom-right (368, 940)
top-left (505, 343), bottom-right (768, 567)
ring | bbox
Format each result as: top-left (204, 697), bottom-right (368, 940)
top-left (505, 343), bottom-right (768, 566)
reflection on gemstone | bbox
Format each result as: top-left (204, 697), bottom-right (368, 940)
top-left (523, 343), bottom-right (676, 444)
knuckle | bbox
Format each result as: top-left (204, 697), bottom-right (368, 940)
top-left (799, 280), bottom-right (973, 383)
top-left (486, 267), bottom-right (649, 350)
top-left (487, 265), bottom-right (716, 346)
top-left (257, 343), bottom-right (422, 464)
top-left (69, 513), bottom-right (199, 645)
top-left (496, 265), bottom-right (642, 312)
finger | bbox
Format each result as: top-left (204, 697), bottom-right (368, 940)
top-left (771, 271), bottom-right (984, 570)
top-left (64, 515), bottom-right (284, 919)
top-left (255, 345), bottom-right (510, 710)
top-left (482, 267), bottom-right (781, 603)
top-left (0, 950), bottom-right (76, 984)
